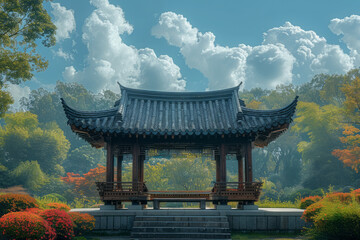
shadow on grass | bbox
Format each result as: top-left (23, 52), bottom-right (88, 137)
top-left (231, 231), bottom-right (307, 240)
top-left (74, 231), bottom-right (131, 240)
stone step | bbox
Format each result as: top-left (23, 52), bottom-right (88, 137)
top-left (134, 216), bottom-right (228, 222)
top-left (132, 226), bottom-right (230, 233)
top-left (141, 210), bottom-right (221, 216)
top-left (130, 232), bottom-right (231, 239)
top-left (131, 213), bottom-right (231, 239)
top-left (133, 220), bottom-right (229, 228)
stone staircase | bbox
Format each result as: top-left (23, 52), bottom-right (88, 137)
top-left (130, 211), bottom-right (231, 240)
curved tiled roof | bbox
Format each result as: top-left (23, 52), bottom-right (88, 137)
top-left (61, 85), bottom-right (298, 143)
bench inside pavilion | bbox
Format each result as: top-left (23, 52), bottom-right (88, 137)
top-left (62, 84), bottom-right (297, 209)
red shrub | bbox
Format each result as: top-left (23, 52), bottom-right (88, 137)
top-left (325, 192), bottom-right (352, 204)
top-left (299, 195), bottom-right (322, 209)
top-left (69, 212), bottom-right (95, 236)
top-left (0, 193), bottom-right (39, 216)
top-left (46, 202), bottom-right (71, 212)
top-left (0, 212), bottom-right (56, 240)
top-left (351, 188), bottom-right (360, 194)
top-left (25, 208), bottom-right (44, 215)
top-left (41, 209), bottom-right (74, 240)
top-left (302, 201), bottom-right (324, 222)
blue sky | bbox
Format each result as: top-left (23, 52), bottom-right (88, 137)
top-left (8, 0), bottom-right (360, 108)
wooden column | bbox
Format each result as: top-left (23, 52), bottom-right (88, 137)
top-left (117, 154), bottom-right (123, 182)
top-left (236, 152), bottom-right (243, 183)
top-left (132, 144), bottom-right (140, 189)
top-left (220, 144), bottom-right (227, 183)
top-left (106, 142), bottom-right (114, 183)
top-left (139, 154), bottom-right (145, 184)
top-left (244, 142), bottom-right (253, 182)
top-left (116, 154), bottom-right (123, 207)
top-left (215, 154), bottom-right (220, 183)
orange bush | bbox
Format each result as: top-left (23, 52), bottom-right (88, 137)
top-left (325, 192), bottom-right (352, 204)
top-left (302, 201), bottom-right (325, 222)
top-left (332, 125), bottom-right (360, 173)
top-left (299, 195), bottom-right (322, 209)
top-left (352, 188), bottom-right (360, 194)
top-left (0, 211), bottom-right (56, 240)
top-left (41, 209), bottom-right (74, 240)
top-left (69, 212), bottom-right (95, 236)
top-left (62, 165), bottom-right (106, 198)
top-left (46, 202), bottom-right (71, 212)
top-left (0, 193), bottom-right (39, 216)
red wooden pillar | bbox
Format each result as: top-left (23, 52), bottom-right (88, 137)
top-left (117, 154), bottom-right (123, 182)
top-left (236, 152), bottom-right (243, 186)
top-left (139, 154), bottom-right (145, 186)
top-left (244, 142), bottom-right (253, 182)
top-left (106, 142), bottom-right (114, 183)
top-left (215, 154), bottom-right (220, 183)
top-left (132, 144), bottom-right (140, 190)
top-left (116, 154), bottom-right (123, 208)
top-left (220, 144), bottom-right (227, 183)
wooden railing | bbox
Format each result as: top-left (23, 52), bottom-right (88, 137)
top-left (95, 181), bottom-right (262, 202)
top-left (211, 182), bottom-right (263, 201)
top-left (96, 182), bottom-right (148, 196)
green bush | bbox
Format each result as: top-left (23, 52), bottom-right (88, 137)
top-left (299, 195), bottom-right (322, 209)
top-left (256, 198), bottom-right (299, 208)
top-left (43, 193), bottom-right (67, 203)
top-left (311, 201), bottom-right (360, 239)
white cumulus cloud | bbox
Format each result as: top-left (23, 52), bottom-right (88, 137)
top-left (246, 44), bottom-right (295, 89)
top-left (63, 0), bottom-right (185, 93)
top-left (152, 13), bottom-right (355, 90)
top-left (54, 48), bottom-right (73, 60)
top-left (5, 84), bottom-right (31, 111)
top-left (152, 12), bottom-right (198, 47)
top-left (264, 22), bottom-right (353, 84)
top-left (329, 15), bottom-right (360, 66)
top-left (50, 2), bottom-right (76, 42)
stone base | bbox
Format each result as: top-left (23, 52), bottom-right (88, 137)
top-left (99, 205), bottom-right (116, 210)
top-left (71, 208), bottom-right (309, 231)
top-left (238, 204), bottom-right (259, 210)
top-left (215, 205), bottom-right (232, 210)
top-left (128, 204), bottom-right (144, 210)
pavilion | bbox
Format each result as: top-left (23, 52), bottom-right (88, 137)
top-left (61, 84), bottom-right (297, 209)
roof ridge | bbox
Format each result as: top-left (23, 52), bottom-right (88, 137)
top-left (117, 83), bottom-right (241, 97)
top-left (61, 98), bottom-right (118, 118)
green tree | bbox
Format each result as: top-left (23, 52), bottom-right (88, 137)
top-left (253, 131), bottom-right (302, 188)
top-left (0, 112), bottom-right (70, 175)
top-left (10, 160), bottom-right (47, 191)
top-left (21, 81), bottom-right (120, 149)
top-left (64, 145), bottom-right (105, 174)
top-left (0, 0), bottom-right (56, 115)
top-left (164, 154), bottom-right (215, 191)
top-left (342, 76), bottom-right (360, 124)
top-left (293, 102), bottom-right (352, 188)
top-left (144, 162), bottom-right (168, 190)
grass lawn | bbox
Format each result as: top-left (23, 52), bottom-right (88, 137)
top-left (81, 232), bottom-right (307, 240)
top-left (231, 232), bottom-right (307, 239)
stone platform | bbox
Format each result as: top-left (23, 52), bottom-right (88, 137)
top-left (70, 207), bottom-right (309, 232)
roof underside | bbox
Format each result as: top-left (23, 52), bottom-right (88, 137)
top-left (61, 85), bottom-right (298, 147)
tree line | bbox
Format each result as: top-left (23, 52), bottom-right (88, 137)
top-left (0, 70), bottom-right (359, 202)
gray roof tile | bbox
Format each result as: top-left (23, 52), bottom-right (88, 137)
top-left (61, 85), bottom-right (298, 137)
